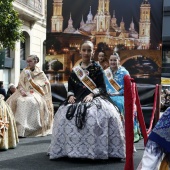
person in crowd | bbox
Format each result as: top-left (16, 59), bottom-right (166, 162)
top-left (5, 83), bottom-right (16, 100)
top-left (96, 51), bottom-right (109, 70)
top-left (160, 88), bottom-right (170, 111)
top-left (103, 53), bottom-right (141, 142)
top-left (7, 55), bottom-right (53, 137)
top-left (0, 81), bottom-right (7, 99)
top-left (48, 40), bottom-right (125, 160)
top-left (137, 107), bottom-right (170, 170)
top-left (0, 94), bottom-right (18, 150)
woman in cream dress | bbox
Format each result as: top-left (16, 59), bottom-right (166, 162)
top-left (7, 55), bottom-right (53, 137)
top-left (0, 94), bottom-right (18, 150)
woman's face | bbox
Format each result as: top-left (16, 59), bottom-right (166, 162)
top-left (98, 52), bottom-right (105, 62)
top-left (27, 57), bottom-right (36, 69)
top-left (109, 55), bottom-right (120, 70)
top-left (80, 42), bottom-right (94, 63)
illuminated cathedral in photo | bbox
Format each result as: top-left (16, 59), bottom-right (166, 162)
top-left (51, 0), bottom-right (151, 50)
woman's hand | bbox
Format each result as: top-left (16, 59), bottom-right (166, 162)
top-left (83, 93), bottom-right (94, 102)
top-left (68, 96), bottom-right (76, 104)
top-left (20, 90), bottom-right (27, 97)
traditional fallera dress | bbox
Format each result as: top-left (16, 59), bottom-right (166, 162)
top-left (7, 66), bottom-right (53, 137)
top-left (0, 94), bottom-right (18, 150)
top-left (48, 61), bottom-right (125, 159)
top-left (137, 107), bottom-right (170, 170)
top-left (104, 66), bottom-right (142, 142)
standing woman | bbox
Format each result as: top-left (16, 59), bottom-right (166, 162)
top-left (7, 55), bottom-right (53, 137)
top-left (104, 53), bottom-right (141, 142)
top-left (48, 40), bottom-right (125, 160)
top-left (97, 51), bottom-right (109, 70)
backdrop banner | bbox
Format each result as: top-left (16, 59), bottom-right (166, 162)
top-left (46, 0), bottom-right (163, 85)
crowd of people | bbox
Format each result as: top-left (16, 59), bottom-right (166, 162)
top-left (0, 40), bottom-right (169, 169)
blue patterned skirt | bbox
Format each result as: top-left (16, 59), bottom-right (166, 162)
top-left (149, 107), bottom-right (170, 153)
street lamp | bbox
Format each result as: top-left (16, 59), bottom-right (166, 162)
top-left (63, 48), bottom-right (69, 54)
top-left (159, 43), bottom-right (162, 50)
top-left (49, 45), bottom-right (54, 55)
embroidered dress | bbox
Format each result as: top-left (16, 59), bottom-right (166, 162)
top-left (104, 66), bottom-right (141, 142)
top-left (48, 61), bottom-right (125, 159)
top-left (149, 107), bottom-right (170, 153)
top-left (7, 66), bottom-right (53, 137)
top-left (137, 108), bottom-right (170, 170)
top-left (0, 95), bottom-right (18, 150)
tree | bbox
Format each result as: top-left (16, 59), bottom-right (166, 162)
top-left (0, 0), bottom-right (24, 49)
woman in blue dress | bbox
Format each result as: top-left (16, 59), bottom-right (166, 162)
top-left (103, 53), bottom-right (129, 115)
top-left (104, 53), bottom-right (141, 142)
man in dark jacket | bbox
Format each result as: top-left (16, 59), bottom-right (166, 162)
top-left (0, 81), bottom-right (7, 98)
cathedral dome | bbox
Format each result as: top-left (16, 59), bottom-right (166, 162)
top-left (142, 0), bottom-right (149, 4)
top-left (79, 23), bottom-right (96, 33)
top-left (63, 13), bottom-right (76, 33)
top-left (64, 27), bottom-right (76, 33)
top-left (86, 6), bottom-right (93, 24)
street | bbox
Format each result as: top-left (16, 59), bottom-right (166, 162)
top-left (0, 135), bottom-right (144, 170)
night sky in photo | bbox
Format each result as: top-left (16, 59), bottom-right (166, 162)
top-left (47, 0), bottom-right (163, 49)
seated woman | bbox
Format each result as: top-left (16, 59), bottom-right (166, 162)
top-left (7, 55), bottom-right (53, 137)
top-left (137, 107), bottom-right (170, 170)
top-left (48, 40), bottom-right (125, 160)
top-left (104, 53), bottom-right (141, 142)
top-left (96, 51), bottom-right (109, 70)
top-left (0, 94), bottom-right (18, 150)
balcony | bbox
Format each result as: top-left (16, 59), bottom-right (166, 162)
top-left (13, 0), bottom-right (44, 22)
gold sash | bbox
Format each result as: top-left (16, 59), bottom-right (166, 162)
top-left (25, 68), bottom-right (45, 96)
top-left (104, 67), bottom-right (121, 91)
top-left (29, 79), bottom-right (45, 96)
top-left (73, 65), bottom-right (96, 92)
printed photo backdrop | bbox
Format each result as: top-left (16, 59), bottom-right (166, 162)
top-left (46, 0), bottom-right (163, 85)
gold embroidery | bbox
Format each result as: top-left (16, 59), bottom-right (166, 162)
top-left (29, 79), bottom-right (45, 96)
top-left (109, 79), bottom-right (120, 91)
top-left (82, 77), bottom-right (96, 90)
top-left (0, 117), bottom-right (9, 138)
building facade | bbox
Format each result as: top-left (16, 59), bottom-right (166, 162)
top-left (0, 0), bottom-right (47, 90)
top-left (51, 0), bottom-right (151, 50)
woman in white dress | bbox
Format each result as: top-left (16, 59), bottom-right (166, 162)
top-left (7, 55), bottom-right (53, 137)
top-left (48, 41), bottom-right (125, 160)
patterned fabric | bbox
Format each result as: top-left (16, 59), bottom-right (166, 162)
top-left (149, 107), bottom-right (170, 153)
top-left (49, 97), bottom-right (125, 159)
top-left (137, 140), bottom-right (163, 170)
top-left (48, 61), bottom-right (125, 159)
top-left (137, 109), bottom-right (170, 170)
top-left (7, 66), bottom-right (53, 137)
top-left (0, 95), bottom-right (18, 150)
